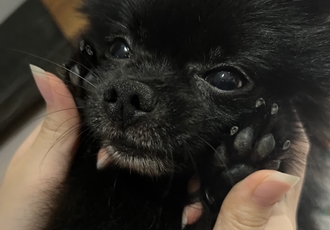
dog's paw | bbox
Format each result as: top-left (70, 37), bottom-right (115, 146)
top-left (198, 98), bottom-right (293, 212)
top-left (214, 98), bottom-right (291, 186)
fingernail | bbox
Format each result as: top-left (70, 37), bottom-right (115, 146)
top-left (181, 213), bottom-right (187, 229)
top-left (181, 202), bottom-right (203, 228)
top-left (252, 172), bottom-right (300, 206)
top-left (30, 64), bottom-right (54, 105)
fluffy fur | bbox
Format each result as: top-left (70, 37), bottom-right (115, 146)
top-left (46, 0), bottom-right (330, 229)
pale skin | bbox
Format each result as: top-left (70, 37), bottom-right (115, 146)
top-left (0, 65), bottom-right (307, 230)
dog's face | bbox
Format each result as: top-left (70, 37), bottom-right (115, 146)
top-left (66, 0), bottom-right (330, 176)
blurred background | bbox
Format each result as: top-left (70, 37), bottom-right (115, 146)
top-left (0, 0), bottom-right (86, 181)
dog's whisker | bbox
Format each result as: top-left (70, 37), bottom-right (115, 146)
top-left (39, 122), bottom-right (82, 169)
top-left (69, 57), bottom-right (104, 84)
top-left (5, 48), bottom-right (97, 89)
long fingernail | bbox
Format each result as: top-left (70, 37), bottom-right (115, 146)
top-left (252, 172), bottom-right (300, 206)
top-left (182, 202), bottom-right (203, 228)
top-left (181, 213), bottom-right (187, 229)
top-left (30, 64), bottom-right (54, 105)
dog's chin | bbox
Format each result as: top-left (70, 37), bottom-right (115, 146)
top-left (99, 144), bottom-right (176, 177)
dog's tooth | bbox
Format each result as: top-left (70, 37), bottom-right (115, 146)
top-left (233, 127), bottom-right (254, 156)
top-left (230, 126), bottom-right (239, 136)
top-left (255, 98), bottom-right (266, 108)
top-left (282, 140), bottom-right (291, 150)
top-left (252, 134), bottom-right (275, 161)
top-left (271, 103), bottom-right (279, 115)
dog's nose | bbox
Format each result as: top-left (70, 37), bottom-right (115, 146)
top-left (103, 80), bottom-right (157, 126)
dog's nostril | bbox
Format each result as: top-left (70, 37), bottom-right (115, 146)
top-left (130, 95), bottom-right (141, 110)
top-left (104, 89), bottom-right (117, 103)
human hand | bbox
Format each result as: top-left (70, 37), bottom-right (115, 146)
top-left (0, 65), bottom-right (80, 230)
top-left (183, 127), bottom-right (308, 230)
top-left (0, 64), bottom-right (309, 230)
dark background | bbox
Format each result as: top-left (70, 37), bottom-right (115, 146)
top-left (0, 0), bottom-right (71, 145)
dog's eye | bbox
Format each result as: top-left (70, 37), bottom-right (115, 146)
top-left (205, 70), bottom-right (245, 91)
top-left (109, 39), bottom-right (131, 59)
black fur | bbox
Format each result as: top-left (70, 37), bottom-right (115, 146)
top-left (46, 0), bottom-right (330, 229)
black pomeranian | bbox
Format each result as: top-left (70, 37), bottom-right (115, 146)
top-left (45, 0), bottom-right (330, 229)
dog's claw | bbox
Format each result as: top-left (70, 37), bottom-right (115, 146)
top-left (85, 45), bottom-right (94, 56)
top-left (230, 126), bottom-right (239, 136)
top-left (271, 103), bottom-right (279, 115)
top-left (79, 40), bottom-right (85, 51)
top-left (283, 140), bottom-right (291, 150)
top-left (255, 98), bottom-right (266, 108)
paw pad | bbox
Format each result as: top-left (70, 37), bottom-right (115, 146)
top-left (233, 127), bottom-right (253, 156)
top-left (214, 98), bottom-right (288, 184)
top-left (252, 133), bottom-right (276, 161)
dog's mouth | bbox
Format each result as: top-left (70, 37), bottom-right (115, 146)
top-left (97, 141), bottom-right (177, 176)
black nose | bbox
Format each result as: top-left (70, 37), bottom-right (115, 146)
top-left (103, 80), bottom-right (157, 126)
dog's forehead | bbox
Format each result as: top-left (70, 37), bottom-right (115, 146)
top-left (134, 0), bottom-right (241, 56)
top-left (83, 0), bottom-right (288, 58)
top-left (84, 0), bottom-right (327, 62)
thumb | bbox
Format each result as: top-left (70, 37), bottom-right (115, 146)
top-left (0, 65), bottom-right (80, 230)
top-left (215, 170), bottom-right (300, 230)
top-left (26, 65), bottom-right (80, 178)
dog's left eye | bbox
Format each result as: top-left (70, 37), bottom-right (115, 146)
top-left (205, 70), bottom-right (244, 91)
top-left (109, 39), bottom-right (131, 59)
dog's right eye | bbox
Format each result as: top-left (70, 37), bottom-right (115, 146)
top-left (109, 39), bottom-right (131, 59)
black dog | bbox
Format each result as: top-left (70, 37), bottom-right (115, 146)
top-left (45, 0), bottom-right (330, 229)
